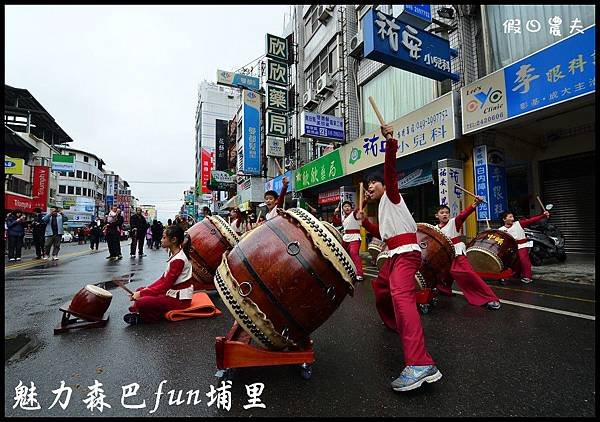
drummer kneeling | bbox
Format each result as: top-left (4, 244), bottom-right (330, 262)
top-left (124, 225), bottom-right (193, 325)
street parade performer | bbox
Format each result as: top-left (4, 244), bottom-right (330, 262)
top-left (123, 225), bottom-right (193, 324)
top-left (355, 123), bottom-right (442, 392)
top-left (332, 201), bottom-right (365, 282)
top-left (497, 209), bottom-right (550, 284)
top-left (264, 176), bottom-right (289, 221)
top-left (434, 201), bottom-right (501, 310)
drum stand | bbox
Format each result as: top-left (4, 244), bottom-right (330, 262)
top-left (215, 322), bottom-right (315, 380)
top-left (54, 303), bottom-right (109, 335)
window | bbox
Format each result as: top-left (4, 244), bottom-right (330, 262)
top-left (84, 156), bottom-right (89, 162)
top-left (83, 188), bottom-right (88, 196)
top-left (306, 40), bottom-right (338, 89)
top-left (76, 170), bottom-right (82, 179)
top-left (76, 187), bottom-right (81, 195)
top-left (59, 185), bottom-right (66, 194)
top-left (68, 171), bottom-right (75, 178)
top-left (83, 171), bottom-right (88, 180)
top-left (68, 186), bottom-right (74, 194)
top-left (304, 6), bottom-right (321, 43)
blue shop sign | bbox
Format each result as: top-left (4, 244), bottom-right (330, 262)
top-left (473, 146), bottom-right (490, 221)
top-left (504, 25), bottom-right (595, 119)
top-left (404, 4), bottom-right (432, 22)
top-left (363, 8), bottom-right (459, 82)
top-left (300, 111), bottom-right (345, 142)
top-left (242, 90), bottom-right (261, 175)
top-left (265, 170), bottom-right (293, 194)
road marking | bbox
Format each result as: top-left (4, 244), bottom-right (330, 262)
top-left (360, 270), bottom-right (595, 321)
top-left (5, 248), bottom-right (108, 271)
top-left (490, 285), bottom-right (595, 303)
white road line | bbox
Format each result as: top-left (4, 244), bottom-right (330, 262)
top-left (359, 271), bottom-right (595, 321)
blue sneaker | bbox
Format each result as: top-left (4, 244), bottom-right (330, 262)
top-left (123, 313), bottom-right (141, 325)
top-left (391, 365), bottom-right (442, 392)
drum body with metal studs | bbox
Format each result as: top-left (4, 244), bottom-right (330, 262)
top-left (368, 238), bottom-right (385, 262)
top-left (214, 208), bottom-right (357, 350)
top-left (68, 284), bottom-right (113, 321)
top-left (186, 215), bottom-right (240, 290)
top-left (376, 223), bottom-right (455, 290)
top-left (466, 229), bottom-right (518, 273)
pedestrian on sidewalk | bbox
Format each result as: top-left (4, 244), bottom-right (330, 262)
top-left (105, 206), bottom-right (124, 260)
top-left (89, 218), bottom-right (101, 251)
top-left (146, 226), bottom-right (153, 249)
top-left (434, 200), bottom-right (501, 310)
top-left (42, 207), bottom-right (68, 261)
top-left (77, 226), bottom-right (86, 245)
top-left (332, 201), bottom-right (365, 282)
top-left (356, 124), bottom-right (441, 393)
top-left (7, 210), bottom-right (26, 262)
top-left (130, 207), bottom-right (149, 258)
top-left (498, 210), bottom-right (550, 284)
top-left (151, 219), bottom-right (163, 250)
top-left (24, 223), bottom-right (34, 249)
top-left (123, 225), bottom-right (193, 325)
top-left (32, 208), bottom-right (47, 259)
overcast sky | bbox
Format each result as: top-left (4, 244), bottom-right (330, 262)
top-left (5, 5), bottom-right (290, 222)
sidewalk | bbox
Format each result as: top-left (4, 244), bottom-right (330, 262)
top-left (4, 239), bottom-right (129, 265)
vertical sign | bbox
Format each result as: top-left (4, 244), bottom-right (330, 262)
top-left (473, 146), bottom-right (490, 221)
top-left (105, 174), bottom-right (114, 209)
top-left (215, 119), bottom-right (229, 171)
top-left (486, 148), bottom-right (508, 220)
top-left (32, 166), bottom-right (50, 210)
top-left (242, 89), bottom-right (261, 175)
top-left (201, 148), bottom-right (213, 193)
top-left (437, 159), bottom-right (464, 218)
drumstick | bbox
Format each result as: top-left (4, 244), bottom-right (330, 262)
top-left (358, 182), bottom-right (364, 212)
top-left (274, 158), bottom-right (285, 176)
top-left (368, 96), bottom-right (393, 140)
top-left (536, 195), bottom-right (546, 211)
top-left (112, 278), bottom-right (134, 295)
top-left (485, 219), bottom-right (491, 230)
top-left (455, 184), bottom-right (487, 204)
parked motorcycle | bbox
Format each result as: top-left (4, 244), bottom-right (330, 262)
top-left (523, 204), bottom-right (566, 266)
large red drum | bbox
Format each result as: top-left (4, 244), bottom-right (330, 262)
top-left (68, 284), bottom-right (112, 321)
top-left (186, 216), bottom-right (240, 290)
top-left (466, 229), bottom-right (518, 273)
top-left (214, 208), bottom-right (357, 350)
top-left (376, 223), bottom-right (455, 291)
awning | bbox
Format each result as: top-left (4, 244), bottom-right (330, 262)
top-left (397, 163), bottom-right (433, 189)
top-left (220, 195), bottom-right (238, 211)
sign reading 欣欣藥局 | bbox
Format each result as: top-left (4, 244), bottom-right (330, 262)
top-left (363, 8), bottom-right (459, 82)
top-left (461, 25), bottom-right (595, 134)
top-left (300, 111), bottom-right (345, 142)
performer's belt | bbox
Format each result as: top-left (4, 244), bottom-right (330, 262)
top-left (517, 238), bottom-right (529, 244)
top-left (451, 236), bottom-right (462, 244)
top-left (385, 233), bottom-right (418, 249)
top-left (345, 229), bottom-right (360, 234)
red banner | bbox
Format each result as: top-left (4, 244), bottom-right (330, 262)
top-left (5, 193), bottom-right (36, 213)
top-left (32, 166), bottom-right (49, 210)
top-left (318, 189), bottom-right (340, 205)
top-left (201, 149), bottom-right (213, 193)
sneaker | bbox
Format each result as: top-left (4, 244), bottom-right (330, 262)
top-left (106, 256), bottom-right (112, 259)
top-left (118, 255), bottom-right (123, 260)
top-left (52, 256), bottom-right (59, 261)
top-left (9, 258), bottom-right (16, 262)
top-left (486, 301), bottom-right (501, 310)
top-left (42, 256), bottom-right (49, 260)
top-left (521, 277), bottom-right (533, 284)
top-left (140, 254), bottom-right (146, 257)
top-left (356, 276), bottom-right (364, 282)
top-left (130, 255), bottom-right (136, 258)
top-left (391, 365), bottom-right (442, 392)
top-left (16, 257), bottom-right (21, 261)
top-left (123, 313), bottom-right (141, 325)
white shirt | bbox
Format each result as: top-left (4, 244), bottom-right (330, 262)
top-left (378, 192), bottom-right (421, 257)
top-left (438, 218), bottom-right (466, 255)
top-left (230, 218), bottom-right (246, 235)
top-left (165, 248), bottom-right (194, 299)
top-left (342, 212), bottom-right (362, 243)
top-left (265, 206), bottom-right (279, 221)
top-left (498, 222), bottom-right (532, 249)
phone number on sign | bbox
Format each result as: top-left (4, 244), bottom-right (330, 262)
top-left (466, 111), bottom-right (505, 130)
top-left (413, 109), bottom-right (450, 131)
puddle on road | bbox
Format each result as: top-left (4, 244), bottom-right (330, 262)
top-left (5, 333), bottom-right (41, 363)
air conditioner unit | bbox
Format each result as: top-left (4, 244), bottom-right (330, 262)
top-left (318, 5), bottom-right (333, 24)
top-left (303, 90), bottom-right (319, 109)
top-left (349, 31), bottom-right (364, 58)
top-left (316, 73), bottom-right (334, 95)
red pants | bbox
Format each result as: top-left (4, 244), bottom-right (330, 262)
top-left (512, 248), bottom-right (532, 279)
top-left (342, 240), bottom-right (364, 277)
top-left (371, 251), bottom-right (435, 366)
top-left (437, 255), bottom-right (499, 306)
top-left (129, 295), bottom-right (191, 323)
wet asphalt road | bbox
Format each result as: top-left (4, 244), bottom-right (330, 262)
top-left (4, 241), bottom-right (596, 417)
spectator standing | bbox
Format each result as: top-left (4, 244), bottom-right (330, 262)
top-left (42, 207), bottom-right (68, 260)
top-left (151, 219), bottom-right (164, 250)
top-left (32, 208), bottom-right (47, 259)
top-left (105, 206), bottom-right (124, 260)
top-left (7, 211), bottom-right (26, 261)
top-left (146, 226), bottom-right (153, 248)
top-left (129, 207), bottom-right (149, 258)
top-left (24, 223), bottom-right (34, 249)
top-left (77, 226), bottom-right (86, 245)
top-left (89, 218), bottom-right (101, 251)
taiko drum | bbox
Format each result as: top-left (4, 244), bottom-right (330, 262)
top-left (68, 284), bottom-right (113, 321)
top-left (466, 229), bottom-right (518, 273)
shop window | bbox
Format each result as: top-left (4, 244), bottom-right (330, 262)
top-left (484, 5), bottom-right (596, 71)
top-left (361, 66), bottom-right (434, 134)
top-left (59, 185), bottom-right (66, 194)
top-left (68, 186), bottom-right (74, 194)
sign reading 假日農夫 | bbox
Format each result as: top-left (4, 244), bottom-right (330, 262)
top-left (461, 25), bottom-right (595, 134)
top-left (216, 69), bottom-right (260, 91)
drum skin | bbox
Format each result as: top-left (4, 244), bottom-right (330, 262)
top-left (368, 239), bottom-right (384, 261)
top-left (466, 229), bottom-right (518, 273)
top-left (376, 223), bottom-right (455, 290)
top-left (68, 285), bottom-right (112, 321)
top-left (214, 208), bottom-right (356, 350)
top-left (186, 216), bottom-right (239, 289)
top-left (321, 220), bottom-right (343, 245)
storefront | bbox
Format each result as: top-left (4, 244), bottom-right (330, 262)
top-left (461, 25), bottom-right (595, 253)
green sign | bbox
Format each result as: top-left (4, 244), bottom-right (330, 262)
top-left (295, 150), bottom-right (344, 191)
top-left (51, 154), bottom-right (75, 172)
top-left (207, 170), bottom-right (236, 191)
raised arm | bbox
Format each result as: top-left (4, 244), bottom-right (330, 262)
top-left (520, 211), bottom-right (550, 228)
top-left (382, 125), bottom-right (400, 204)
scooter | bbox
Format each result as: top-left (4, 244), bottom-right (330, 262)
top-left (523, 204), bottom-right (567, 266)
